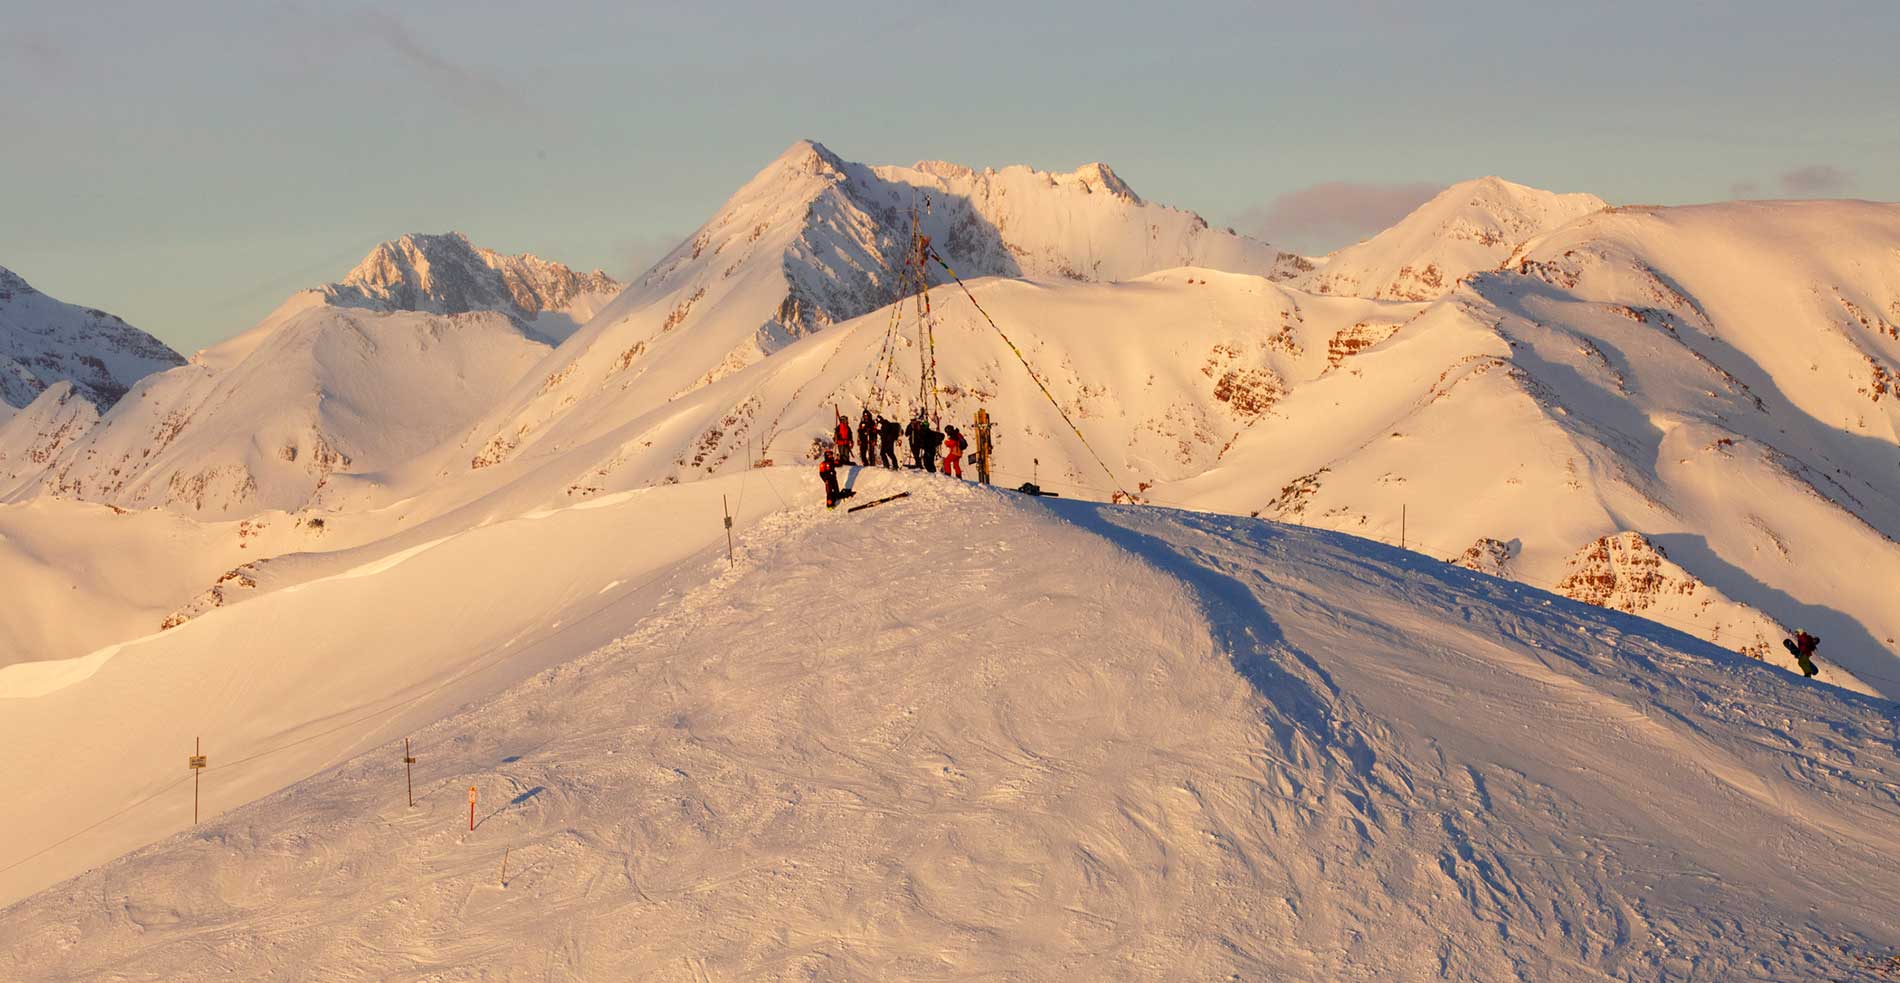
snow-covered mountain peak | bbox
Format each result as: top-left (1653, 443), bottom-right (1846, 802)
top-left (1302, 176), bottom-right (1607, 301)
top-left (1068, 161), bottom-right (1140, 202)
top-left (0, 265), bottom-right (184, 411)
top-left (319, 232), bottom-right (621, 343)
top-left (0, 265), bottom-right (35, 296)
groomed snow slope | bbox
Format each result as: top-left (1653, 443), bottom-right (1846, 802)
top-left (5, 472), bottom-right (1897, 980)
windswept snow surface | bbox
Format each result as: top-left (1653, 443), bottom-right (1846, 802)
top-left (4, 472), bottom-right (1897, 980)
top-left (0, 469), bottom-right (807, 904)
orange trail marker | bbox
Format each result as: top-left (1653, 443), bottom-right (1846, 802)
top-left (468, 785), bottom-right (478, 831)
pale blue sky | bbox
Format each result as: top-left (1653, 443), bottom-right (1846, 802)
top-left (4, 0), bottom-right (1896, 351)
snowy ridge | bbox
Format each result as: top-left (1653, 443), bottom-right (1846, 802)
top-left (319, 231), bottom-right (621, 343)
top-left (4, 233), bottom-right (619, 516)
top-left (1301, 176), bottom-right (1607, 301)
top-left (438, 140), bottom-right (1304, 478)
top-left (0, 265), bottom-right (184, 410)
top-left (0, 382), bottom-right (99, 498)
top-left (3, 474), bottom-right (1897, 979)
top-left (28, 303), bottom-right (551, 516)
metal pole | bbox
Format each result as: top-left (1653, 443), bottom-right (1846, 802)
top-left (404, 738), bottom-right (415, 808)
top-left (193, 737), bottom-right (200, 825)
top-left (722, 495), bottom-right (734, 567)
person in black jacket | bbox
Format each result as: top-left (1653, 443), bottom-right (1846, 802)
top-left (905, 413), bottom-right (927, 470)
top-left (878, 415), bottom-right (901, 469)
top-left (857, 408), bottom-right (876, 466)
top-left (920, 420), bottom-right (942, 473)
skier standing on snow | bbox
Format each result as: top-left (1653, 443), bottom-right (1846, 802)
top-left (1783, 629), bottom-right (1821, 678)
top-left (941, 424), bottom-right (966, 479)
top-left (878, 415), bottom-right (901, 469)
top-left (905, 412), bottom-right (927, 470)
top-left (833, 414), bottom-right (853, 466)
top-left (919, 417), bottom-right (942, 473)
top-left (818, 448), bottom-right (843, 508)
top-left (858, 408), bottom-right (876, 466)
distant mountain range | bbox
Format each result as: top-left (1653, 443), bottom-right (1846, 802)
top-left (2, 141), bottom-right (1896, 692)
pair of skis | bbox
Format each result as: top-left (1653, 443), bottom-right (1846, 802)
top-left (845, 491), bottom-right (910, 513)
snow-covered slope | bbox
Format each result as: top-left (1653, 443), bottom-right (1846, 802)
top-left (1167, 199), bottom-right (1900, 689)
top-left (28, 300), bottom-right (549, 515)
top-left (0, 495), bottom-right (397, 668)
top-left (1301, 176), bottom-right (1606, 301)
top-left (0, 467), bottom-right (802, 904)
top-left (3, 474), bottom-right (1896, 979)
top-left (0, 265), bottom-right (183, 410)
top-left (4, 233), bottom-right (621, 516)
top-left (434, 140), bottom-right (1305, 478)
top-left (322, 212), bottom-right (1896, 690)
top-left (318, 231), bottom-right (621, 344)
top-left (0, 382), bottom-right (99, 498)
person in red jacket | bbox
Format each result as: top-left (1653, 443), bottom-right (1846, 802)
top-left (1783, 629), bottom-right (1821, 678)
top-left (833, 414), bottom-right (853, 466)
top-left (941, 424), bottom-right (966, 479)
top-left (818, 449), bottom-right (843, 508)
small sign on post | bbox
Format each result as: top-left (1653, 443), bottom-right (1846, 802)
top-left (188, 737), bottom-right (208, 825)
top-left (722, 495), bottom-right (734, 567)
top-left (468, 785), bottom-right (478, 831)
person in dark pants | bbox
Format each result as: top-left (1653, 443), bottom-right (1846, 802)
top-left (920, 420), bottom-right (942, 473)
top-left (1783, 629), bottom-right (1821, 678)
top-left (878, 416), bottom-right (901, 469)
top-left (858, 408), bottom-right (876, 466)
top-left (819, 449), bottom-right (843, 508)
top-left (833, 414), bottom-right (853, 466)
top-left (905, 413), bottom-right (927, 469)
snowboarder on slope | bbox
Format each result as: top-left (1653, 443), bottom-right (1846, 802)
top-left (858, 408), bottom-right (876, 466)
top-left (878, 416), bottom-right (901, 469)
top-left (834, 414), bottom-right (853, 466)
top-left (941, 424), bottom-right (966, 479)
top-left (1783, 629), bottom-right (1821, 678)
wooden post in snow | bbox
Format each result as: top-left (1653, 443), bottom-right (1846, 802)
top-left (723, 495), bottom-right (734, 568)
top-left (404, 738), bottom-right (417, 808)
top-left (187, 737), bottom-right (207, 825)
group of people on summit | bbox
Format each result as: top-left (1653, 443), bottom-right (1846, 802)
top-left (818, 407), bottom-right (990, 508)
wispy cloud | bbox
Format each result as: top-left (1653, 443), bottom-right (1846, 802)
top-left (1233, 181), bottom-right (1443, 255)
top-left (1728, 180), bottom-right (1761, 199)
top-left (359, 10), bottom-right (527, 116)
top-left (1778, 165), bottom-right (1853, 197)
